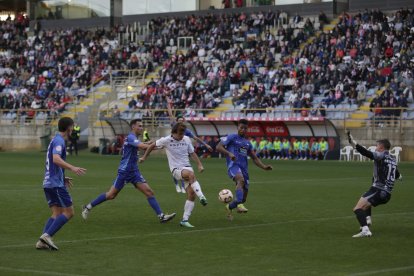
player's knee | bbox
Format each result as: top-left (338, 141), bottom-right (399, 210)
top-left (107, 192), bottom-right (117, 200)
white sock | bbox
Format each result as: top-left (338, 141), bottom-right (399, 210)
top-left (183, 200), bottom-right (195, 221)
top-left (190, 181), bottom-right (204, 198)
top-left (86, 203), bottom-right (92, 210)
top-left (361, 226), bottom-right (370, 232)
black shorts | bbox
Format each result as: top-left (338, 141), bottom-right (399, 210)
top-left (362, 187), bottom-right (391, 207)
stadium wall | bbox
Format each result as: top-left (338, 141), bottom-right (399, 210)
top-left (0, 125), bottom-right (51, 151)
top-left (36, 2), bottom-right (335, 30)
top-left (348, 0), bottom-right (414, 12)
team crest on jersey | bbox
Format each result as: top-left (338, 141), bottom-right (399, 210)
top-left (239, 147), bottom-right (247, 155)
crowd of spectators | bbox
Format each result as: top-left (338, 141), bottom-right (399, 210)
top-left (1, 8), bottom-right (413, 124)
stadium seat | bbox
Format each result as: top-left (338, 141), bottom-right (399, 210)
top-left (390, 146), bottom-right (402, 163)
top-left (353, 148), bottom-right (364, 161)
top-left (339, 146), bottom-right (353, 161)
top-left (367, 146), bottom-right (376, 153)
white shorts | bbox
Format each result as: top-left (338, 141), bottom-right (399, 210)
top-left (172, 167), bottom-right (194, 188)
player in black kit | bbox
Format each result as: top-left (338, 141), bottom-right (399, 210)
top-left (347, 131), bottom-right (402, 238)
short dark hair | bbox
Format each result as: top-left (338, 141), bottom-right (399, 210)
top-left (172, 122), bottom-right (186, 134)
top-left (238, 119), bottom-right (248, 125)
top-left (377, 139), bottom-right (391, 150)
top-left (58, 117), bottom-right (74, 132)
top-left (130, 119), bottom-right (142, 127)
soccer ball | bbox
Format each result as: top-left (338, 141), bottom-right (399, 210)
top-left (218, 189), bottom-right (233, 203)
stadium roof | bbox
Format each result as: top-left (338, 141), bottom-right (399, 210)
top-left (0, 0), bottom-right (26, 12)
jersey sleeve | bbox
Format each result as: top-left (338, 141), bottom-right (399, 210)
top-left (52, 139), bottom-right (65, 156)
top-left (187, 137), bottom-right (195, 154)
top-left (184, 129), bottom-right (194, 138)
top-left (155, 136), bottom-right (168, 148)
top-left (127, 134), bottom-right (141, 147)
top-left (221, 134), bottom-right (235, 147)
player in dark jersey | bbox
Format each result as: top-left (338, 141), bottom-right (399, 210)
top-left (167, 97), bottom-right (212, 193)
top-left (37, 117), bottom-right (86, 250)
top-left (81, 119), bottom-right (176, 223)
top-left (217, 119), bottom-right (273, 220)
top-left (348, 131), bottom-right (402, 238)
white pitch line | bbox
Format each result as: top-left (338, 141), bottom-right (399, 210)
top-left (0, 266), bottom-right (88, 276)
top-left (1, 211), bottom-right (413, 249)
top-left (348, 265), bottom-right (414, 276)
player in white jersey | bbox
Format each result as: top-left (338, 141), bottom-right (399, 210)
top-left (140, 123), bottom-right (207, 228)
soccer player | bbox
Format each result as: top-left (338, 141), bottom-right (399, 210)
top-left (310, 139), bottom-right (320, 160)
top-left (140, 123), bottom-right (207, 228)
top-left (81, 119), bottom-right (176, 224)
top-left (216, 119), bottom-right (273, 220)
top-left (167, 97), bottom-right (212, 193)
top-left (347, 132), bottom-right (402, 238)
top-left (281, 138), bottom-right (291, 159)
top-left (37, 117), bottom-right (87, 250)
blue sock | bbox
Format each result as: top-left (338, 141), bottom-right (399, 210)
top-left (91, 193), bottom-right (107, 207)
top-left (46, 214), bottom-right (69, 237)
top-left (229, 189), bottom-right (244, 209)
top-left (42, 218), bottom-right (55, 234)
top-left (181, 180), bottom-right (185, 188)
top-left (147, 196), bottom-right (162, 215)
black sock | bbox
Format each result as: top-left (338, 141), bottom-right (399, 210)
top-left (354, 209), bottom-right (367, 227)
top-left (366, 207), bottom-right (371, 217)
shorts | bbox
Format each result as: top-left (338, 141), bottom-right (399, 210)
top-left (44, 187), bottom-right (73, 208)
top-left (172, 167), bottom-right (194, 188)
top-left (228, 165), bottom-right (250, 190)
top-left (113, 170), bottom-right (146, 190)
top-left (362, 187), bottom-right (391, 207)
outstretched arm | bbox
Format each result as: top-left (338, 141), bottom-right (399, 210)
top-left (53, 154), bottom-right (86, 176)
top-left (216, 142), bottom-right (235, 161)
top-left (193, 136), bottom-right (213, 152)
top-left (190, 152), bottom-right (204, 173)
top-left (249, 150), bottom-right (273, 170)
top-left (347, 131), bottom-right (374, 160)
top-left (139, 142), bottom-right (156, 163)
top-left (166, 97), bottom-right (175, 124)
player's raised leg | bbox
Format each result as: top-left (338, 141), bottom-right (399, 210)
top-left (181, 169), bottom-right (207, 206)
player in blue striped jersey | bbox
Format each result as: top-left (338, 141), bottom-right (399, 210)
top-left (37, 117), bottom-right (87, 250)
top-left (81, 119), bottom-right (176, 223)
top-left (216, 119), bottom-right (273, 220)
top-left (348, 132), bottom-right (402, 238)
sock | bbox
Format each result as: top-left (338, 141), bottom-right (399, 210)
top-left (366, 207), bottom-right (371, 217)
top-left (229, 189), bottom-right (244, 209)
top-left (46, 214), bottom-right (69, 237)
top-left (183, 200), bottom-right (195, 221)
top-left (181, 180), bottom-right (185, 189)
top-left (90, 193), bottom-right (107, 208)
top-left (147, 196), bottom-right (162, 216)
top-left (172, 177), bottom-right (178, 186)
top-left (42, 218), bottom-right (55, 234)
top-left (190, 181), bottom-right (204, 198)
top-left (354, 209), bottom-right (367, 227)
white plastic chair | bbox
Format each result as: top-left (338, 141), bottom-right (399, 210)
top-left (367, 146), bottom-right (376, 152)
top-left (340, 146), bottom-right (353, 161)
top-left (390, 146), bottom-right (402, 162)
top-left (353, 148), bottom-right (363, 161)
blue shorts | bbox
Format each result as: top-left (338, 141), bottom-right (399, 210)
top-left (227, 165), bottom-right (250, 190)
top-left (44, 187), bottom-right (73, 208)
top-left (362, 187), bottom-right (391, 207)
top-left (113, 170), bottom-right (146, 190)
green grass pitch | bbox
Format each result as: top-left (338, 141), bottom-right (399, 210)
top-left (0, 151), bottom-right (413, 275)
